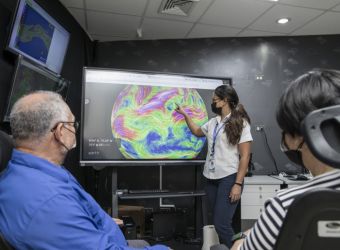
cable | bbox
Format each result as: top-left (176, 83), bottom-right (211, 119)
top-left (261, 128), bottom-right (280, 175)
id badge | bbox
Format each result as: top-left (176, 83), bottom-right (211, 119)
top-left (209, 155), bottom-right (215, 172)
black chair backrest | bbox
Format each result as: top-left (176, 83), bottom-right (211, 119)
top-left (302, 104), bottom-right (340, 168)
top-left (0, 131), bottom-right (14, 248)
top-left (274, 188), bottom-right (340, 250)
top-left (0, 130), bottom-right (14, 173)
top-left (275, 105), bottom-right (340, 250)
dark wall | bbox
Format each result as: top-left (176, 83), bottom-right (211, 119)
top-left (92, 36), bottom-right (340, 229)
top-left (0, 0), bottom-right (93, 187)
top-left (94, 35), bottom-right (340, 179)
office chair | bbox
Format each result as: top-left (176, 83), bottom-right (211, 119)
top-left (274, 188), bottom-right (340, 250)
top-left (274, 104), bottom-right (340, 250)
top-left (0, 130), bottom-right (14, 249)
top-left (0, 130), bottom-right (14, 173)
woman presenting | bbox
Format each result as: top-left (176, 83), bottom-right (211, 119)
top-left (175, 85), bottom-right (253, 247)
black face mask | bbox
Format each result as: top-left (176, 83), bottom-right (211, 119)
top-left (280, 132), bottom-right (305, 167)
top-left (211, 102), bottom-right (222, 115)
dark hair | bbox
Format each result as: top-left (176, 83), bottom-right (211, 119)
top-left (214, 85), bottom-right (251, 145)
top-left (276, 69), bottom-right (340, 136)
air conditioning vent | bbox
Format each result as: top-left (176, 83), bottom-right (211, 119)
top-left (159, 0), bottom-right (200, 16)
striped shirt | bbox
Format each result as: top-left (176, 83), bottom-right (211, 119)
top-left (240, 169), bottom-right (340, 250)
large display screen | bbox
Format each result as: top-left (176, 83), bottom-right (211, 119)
top-left (81, 68), bottom-right (232, 166)
top-left (3, 55), bottom-right (70, 121)
top-left (7, 0), bottom-right (70, 75)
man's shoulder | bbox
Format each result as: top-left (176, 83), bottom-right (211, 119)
top-left (0, 163), bottom-right (70, 246)
top-left (0, 162), bottom-right (68, 211)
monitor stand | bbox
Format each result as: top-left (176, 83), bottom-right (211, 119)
top-left (159, 165), bottom-right (175, 208)
top-left (111, 164), bottom-right (175, 217)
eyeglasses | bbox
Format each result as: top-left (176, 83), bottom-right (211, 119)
top-left (51, 121), bottom-right (79, 133)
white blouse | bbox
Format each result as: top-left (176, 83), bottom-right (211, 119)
top-left (201, 115), bottom-right (253, 179)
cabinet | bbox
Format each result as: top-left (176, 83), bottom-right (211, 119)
top-left (241, 175), bottom-right (308, 231)
top-left (241, 176), bottom-right (281, 230)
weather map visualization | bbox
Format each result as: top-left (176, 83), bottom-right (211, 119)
top-left (111, 85), bottom-right (208, 159)
top-left (4, 58), bottom-right (68, 121)
top-left (82, 68), bottom-right (228, 164)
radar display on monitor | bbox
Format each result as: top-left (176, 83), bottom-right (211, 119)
top-left (3, 56), bottom-right (70, 121)
top-left (81, 68), bottom-right (232, 166)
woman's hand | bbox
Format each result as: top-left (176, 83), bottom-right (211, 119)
top-left (229, 184), bottom-right (242, 203)
top-left (175, 103), bottom-right (186, 116)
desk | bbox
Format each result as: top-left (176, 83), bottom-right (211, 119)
top-left (111, 165), bottom-right (207, 238)
top-left (241, 175), bottom-right (309, 230)
top-left (117, 190), bottom-right (206, 238)
top-left (118, 190), bottom-right (205, 200)
top-left (273, 175), bottom-right (311, 187)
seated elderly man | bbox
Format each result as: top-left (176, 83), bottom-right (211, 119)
top-left (231, 69), bottom-right (340, 250)
top-left (0, 91), bottom-right (168, 250)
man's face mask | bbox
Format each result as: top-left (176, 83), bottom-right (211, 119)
top-left (280, 132), bottom-right (305, 167)
top-left (52, 121), bottom-right (78, 152)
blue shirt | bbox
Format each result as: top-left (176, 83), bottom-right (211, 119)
top-left (0, 150), bottom-right (167, 250)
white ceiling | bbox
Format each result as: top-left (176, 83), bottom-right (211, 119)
top-left (59, 0), bottom-right (340, 41)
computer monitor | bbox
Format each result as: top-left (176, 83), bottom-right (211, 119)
top-left (3, 55), bottom-right (70, 122)
top-left (80, 67), bottom-right (232, 167)
top-left (7, 0), bottom-right (70, 75)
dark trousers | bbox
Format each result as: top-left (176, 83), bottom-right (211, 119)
top-left (205, 173), bottom-right (241, 248)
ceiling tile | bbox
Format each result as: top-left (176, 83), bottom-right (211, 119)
top-left (85, 0), bottom-right (148, 16)
top-left (68, 8), bottom-right (86, 30)
top-left (90, 34), bottom-right (130, 42)
top-left (188, 24), bottom-right (241, 38)
top-left (292, 11), bottom-right (340, 35)
top-left (59, 0), bottom-right (84, 8)
top-left (238, 29), bottom-right (286, 37)
top-left (141, 18), bottom-right (194, 40)
top-left (278, 0), bottom-right (340, 10)
top-left (200, 0), bottom-right (273, 28)
top-left (145, 0), bottom-right (213, 23)
top-left (87, 10), bottom-right (141, 37)
top-left (331, 4), bottom-right (340, 11)
top-left (250, 5), bottom-right (323, 33)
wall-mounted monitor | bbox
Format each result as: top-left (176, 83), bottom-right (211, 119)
top-left (7, 0), bottom-right (70, 75)
top-left (81, 68), bottom-right (232, 166)
top-left (3, 55), bottom-right (70, 122)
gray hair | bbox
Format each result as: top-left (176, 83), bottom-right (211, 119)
top-left (10, 91), bottom-right (69, 142)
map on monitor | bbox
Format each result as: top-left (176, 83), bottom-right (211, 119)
top-left (15, 4), bottom-right (53, 63)
top-left (8, 0), bottom-right (69, 75)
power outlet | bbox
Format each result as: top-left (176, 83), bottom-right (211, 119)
top-left (255, 125), bottom-right (264, 131)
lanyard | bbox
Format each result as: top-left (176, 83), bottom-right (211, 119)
top-left (211, 121), bottom-right (225, 156)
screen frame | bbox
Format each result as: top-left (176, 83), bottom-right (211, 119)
top-left (6, 0), bottom-right (70, 76)
top-left (80, 67), bottom-right (232, 167)
top-left (3, 55), bottom-right (69, 122)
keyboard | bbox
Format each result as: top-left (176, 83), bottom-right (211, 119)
top-left (128, 189), bottom-right (170, 194)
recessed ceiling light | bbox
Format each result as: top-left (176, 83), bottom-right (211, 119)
top-left (277, 18), bottom-right (290, 24)
top-left (268, 0), bottom-right (279, 2)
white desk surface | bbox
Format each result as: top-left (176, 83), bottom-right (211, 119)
top-left (244, 175), bottom-right (282, 185)
top-left (274, 175), bottom-right (311, 185)
top-left (244, 175), bottom-right (311, 185)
